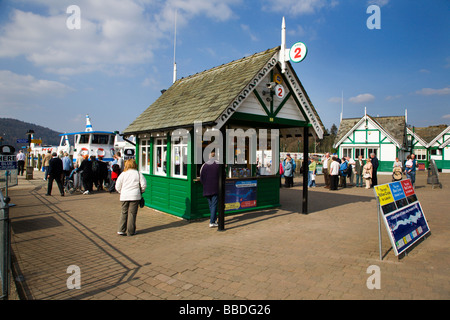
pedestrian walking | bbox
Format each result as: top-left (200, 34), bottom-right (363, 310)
top-left (200, 151), bottom-right (220, 227)
top-left (16, 150), bottom-right (26, 176)
top-left (115, 159), bottom-right (147, 236)
top-left (42, 150), bottom-right (52, 180)
top-left (45, 152), bottom-right (65, 196)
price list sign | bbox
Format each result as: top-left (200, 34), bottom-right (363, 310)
top-left (374, 180), bottom-right (430, 256)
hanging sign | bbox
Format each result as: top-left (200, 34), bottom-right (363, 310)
top-left (289, 42), bottom-right (308, 63)
top-left (374, 180), bottom-right (430, 256)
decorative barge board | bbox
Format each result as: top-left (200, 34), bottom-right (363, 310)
top-left (334, 114), bottom-right (407, 173)
top-left (123, 46), bottom-right (324, 220)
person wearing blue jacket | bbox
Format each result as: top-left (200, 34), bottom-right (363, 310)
top-left (339, 157), bottom-right (348, 188)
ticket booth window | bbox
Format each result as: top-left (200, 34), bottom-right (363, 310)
top-left (154, 138), bottom-right (167, 176)
top-left (139, 139), bottom-right (151, 173)
top-left (172, 139), bottom-right (188, 178)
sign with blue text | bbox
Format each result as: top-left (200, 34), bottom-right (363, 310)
top-left (225, 180), bottom-right (257, 212)
top-left (374, 180), bottom-right (430, 256)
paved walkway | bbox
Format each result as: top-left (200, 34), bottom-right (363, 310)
top-left (7, 170), bottom-right (450, 300)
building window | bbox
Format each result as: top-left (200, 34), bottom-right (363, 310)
top-left (416, 149), bottom-right (427, 160)
top-left (154, 138), bottom-right (167, 176)
top-left (139, 139), bottom-right (151, 173)
top-left (171, 133), bottom-right (188, 179)
top-left (368, 148), bottom-right (378, 157)
top-left (354, 148), bottom-right (365, 159)
top-left (342, 148), bottom-right (352, 159)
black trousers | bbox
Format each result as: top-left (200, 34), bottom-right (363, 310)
top-left (17, 160), bottom-right (25, 175)
top-left (330, 175), bottom-right (339, 190)
top-left (48, 174), bottom-right (64, 195)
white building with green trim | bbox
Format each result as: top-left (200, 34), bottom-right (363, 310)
top-left (334, 114), bottom-right (450, 173)
top-left (333, 114), bottom-right (407, 173)
top-left (426, 125), bottom-right (450, 172)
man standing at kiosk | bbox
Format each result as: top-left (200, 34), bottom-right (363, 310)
top-left (200, 151), bottom-right (220, 228)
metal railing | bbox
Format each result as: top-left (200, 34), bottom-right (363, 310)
top-left (0, 188), bottom-right (11, 300)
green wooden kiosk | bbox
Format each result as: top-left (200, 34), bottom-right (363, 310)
top-left (123, 46), bottom-right (324, 220)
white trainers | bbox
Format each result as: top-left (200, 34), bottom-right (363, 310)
top-left (83, 190), bottom-right (90, 195)
top-left (209, 223), bottom-right (218, 227)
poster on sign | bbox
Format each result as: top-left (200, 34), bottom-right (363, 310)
top-left (374, 180), bottom-right (430, 256)
top-left (225, 180), bottom-right (257, 212)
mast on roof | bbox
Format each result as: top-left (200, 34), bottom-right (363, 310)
top-left (173, 9), bottom-right (177, 83)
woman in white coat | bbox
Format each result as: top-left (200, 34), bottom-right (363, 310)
top-left (115, 159), bottom-right (147, 236)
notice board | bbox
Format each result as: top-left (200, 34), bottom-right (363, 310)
top-left (225, 180), bottom-right (257, 211)
top-left (374, 179), bottom-right (430, 256)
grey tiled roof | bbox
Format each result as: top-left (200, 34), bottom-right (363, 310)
top-left (412, 125), bottom-right (448, 144)
top-left (124, 47), bottom-right (280, 134)
top-left (334, 115), bottom-right (406, 147)
top-left (124, 46), bottom-right (324, 136)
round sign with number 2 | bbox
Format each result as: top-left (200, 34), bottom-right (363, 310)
top-left (289, 42), bottom-right (307, 63)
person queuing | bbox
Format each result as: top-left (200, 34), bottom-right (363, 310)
top-left (370, 153), bottom-right (379, 187)
top-left (79, 155), bottom-right (93, 195)
top-left (339, 157), bottom-right (348, 188)
top-left (363, 158), bottom-right (373, 189)
top-left (329, 156), bottom-right (340, 191)
top-left (354, 155), bottom-right (365, 187)
top-left (283, 154), bottom-right (295, 188)
top-left (322, 153), bottom-right (332, 189)
top-left (200, 151), bottom-right (220, 228)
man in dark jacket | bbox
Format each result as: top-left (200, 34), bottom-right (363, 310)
top-left (370, 153), bottom-right (379, 187)
top-left (46, 152), bottom-right (65, 196)
top-left (200, 151), bottom-right (220, 228)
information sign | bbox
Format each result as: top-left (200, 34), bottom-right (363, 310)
top-left (225, 180), bottom-right (257, 211)
top-left (374, 180), bottom-right (430, 256)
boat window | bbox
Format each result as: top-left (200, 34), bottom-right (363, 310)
top-left (92, 134), bottom-right (110, 144)
top-left (79, 134), bottom-right (90, 144)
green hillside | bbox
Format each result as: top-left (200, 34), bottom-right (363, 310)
top-left (0, 118), bottom-right (60, 152)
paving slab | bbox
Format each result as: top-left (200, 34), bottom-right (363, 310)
top-left (6, 170), bottom-right (450, 300)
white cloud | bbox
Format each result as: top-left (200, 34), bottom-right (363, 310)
top-left (415, 87), bottom-right (450, 96)
top-left (349, 93), bottom-right (375, 104)
top-left (442, 114), bottom-right (450, 119)
top-left (0, 70), bottom-right (74, 97)
top-left (263, 0), bottom-right (338, 16)
top-left (367, 0), bottom-right (389, 7)
top-left (0, 0), bottom-right (241, 75)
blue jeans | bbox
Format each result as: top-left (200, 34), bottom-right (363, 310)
top-left (406, 171), bottom-right (416, 186)
top-left (308, 171), bottom-right (315, 187)
top-left (355, 174), bottom-right (363, 187)
top-left (206, 195), bottom-right (218, 224)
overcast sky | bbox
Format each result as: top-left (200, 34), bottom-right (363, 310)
top-left (0, 0), bottom-right (448, 136)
